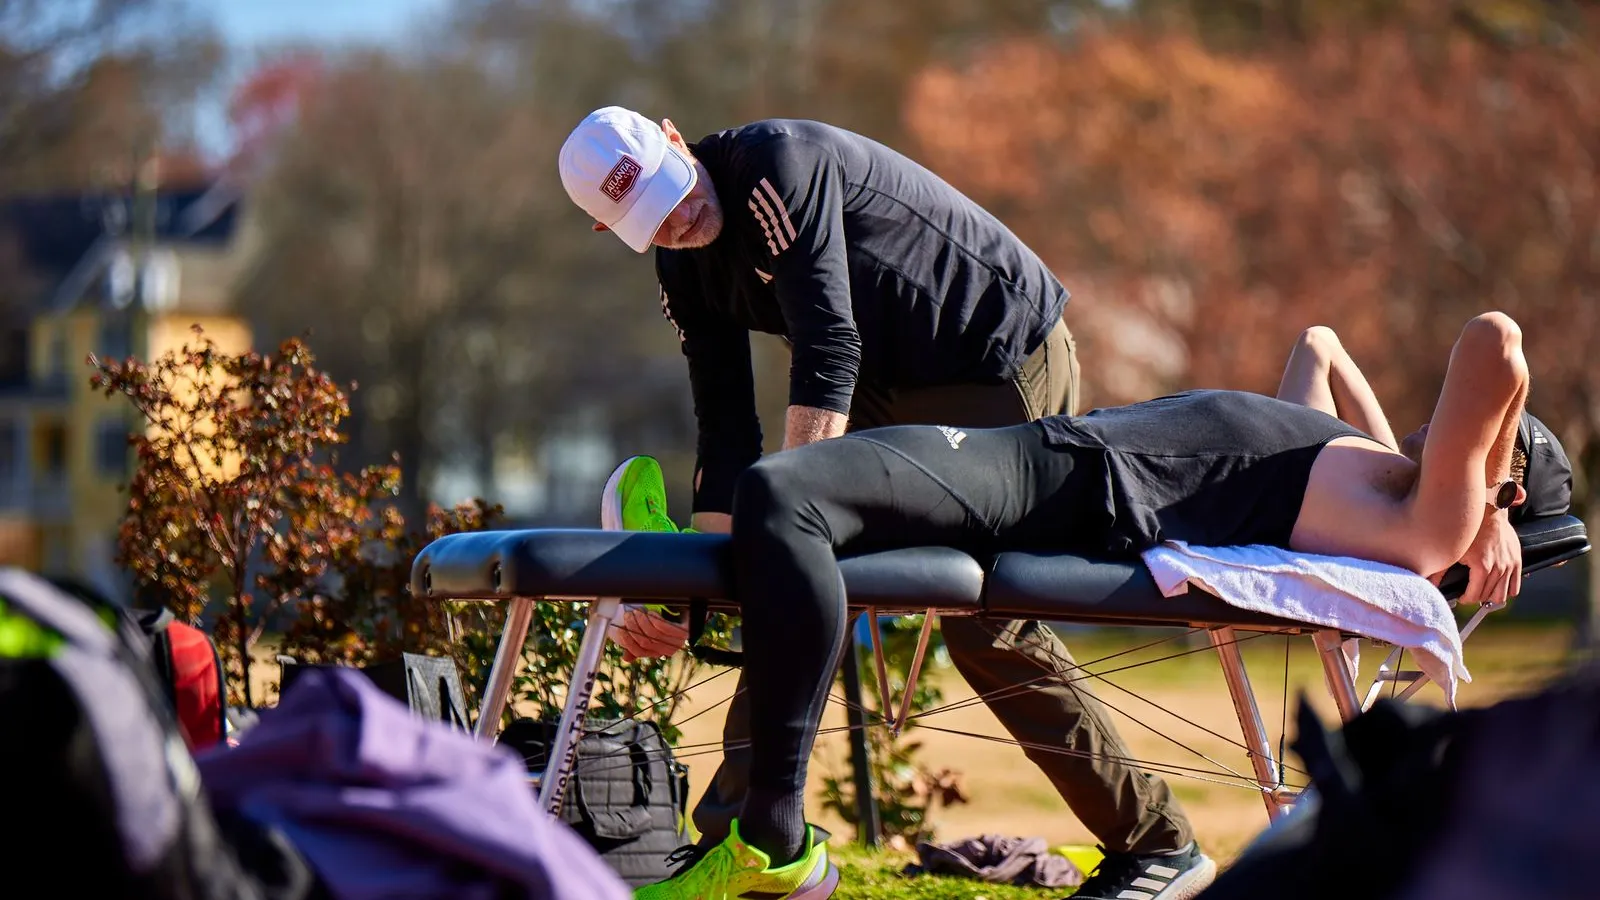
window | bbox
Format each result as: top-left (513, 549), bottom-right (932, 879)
top-left (0, 419), bottom-right (18, 508)
top-left (0, 418), bottom-right (16, 480)
top-left (98, 313), bottom-right (132, 360)
top-left (96, 418), bottom-right (128, 476)
top-left (47, 327), bottom-right (67, 379)
top-left (42, 529), bottom-right (70, 574)
top-left (40, 421), bottom-right (66, 474)
top-left (0, 328), bottom-right (28, 386)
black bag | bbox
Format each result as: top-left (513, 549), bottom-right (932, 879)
top-left (47, 578), bottom-right (230, 750)
top-left (1208, 663), bottom-right (1600, 900)
top-left (498, 717), bottom-right (692, 887)
top-left (0, 569), bottom-right (324, 899)
top-left (278, 652), bottom-right (470, 731)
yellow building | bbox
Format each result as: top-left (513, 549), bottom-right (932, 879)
top-left (0, 183), bottom-right (253, 592)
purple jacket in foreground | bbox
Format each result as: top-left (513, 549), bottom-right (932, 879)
top-left (195, 667), bottom-right (629, 900)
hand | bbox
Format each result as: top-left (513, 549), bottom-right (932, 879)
top-left (1456, 509), bottom-right (1523, 609)
top-left (691, 511), bottom-right (733, 535)
top-left (609, 604), bottom-right (689, 662)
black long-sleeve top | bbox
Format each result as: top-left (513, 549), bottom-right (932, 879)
top-left (656, 119), bottom-right (1070, 513)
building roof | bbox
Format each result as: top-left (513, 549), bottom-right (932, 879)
top-left (1, 182), bottom-right (242, 309)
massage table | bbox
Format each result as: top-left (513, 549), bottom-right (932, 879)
top-left (410, 514), bottom-right (1589, 823)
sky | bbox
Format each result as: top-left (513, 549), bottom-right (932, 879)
top-left (205, 0), bottom-right (448, 47)
top-left (192, 0), bottom-right (449, 157)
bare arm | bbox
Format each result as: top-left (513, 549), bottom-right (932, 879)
top-left (691, 512), bottom-right (733, 533)
top-left (783, 404), bottom-right (849, 450)
top-left (689, 408), bottom-right (847, 534)
top-left (1293, 314), bottom-right (1529, 599)
top-left (1277, 326), bottom-right (1399, 451)
top-left (1404, 312), bottom-right (1529, 575)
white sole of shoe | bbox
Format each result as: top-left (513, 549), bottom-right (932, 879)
top-left (600, 456), bottom-right (643, 532)
top-left (788, 861), bottom-right (840, 899)
top-left (1154, 855), bottom-right (1218, 899)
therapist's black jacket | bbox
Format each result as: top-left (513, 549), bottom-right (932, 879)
top-left (657, 119), bottom-right (1070, 513)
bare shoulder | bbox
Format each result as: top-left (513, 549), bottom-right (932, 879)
top-left (1290, 435), bottom-right (1424, 571)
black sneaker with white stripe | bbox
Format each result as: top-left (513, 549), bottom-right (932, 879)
top-left (1071, 842), bottom-right (1216, 900)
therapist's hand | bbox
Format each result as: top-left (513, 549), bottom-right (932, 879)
top-left (1457, 507), bottom-right (1523, 609)
top-left (610, 605), bottom-right (689, 662)
top-left (691, 512), bottom-right (732, 534)
top-left (609, 510), bottom-right (730, 660)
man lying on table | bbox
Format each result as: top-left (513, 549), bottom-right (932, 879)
top-left (607, 310), bottom-right (1564, 900)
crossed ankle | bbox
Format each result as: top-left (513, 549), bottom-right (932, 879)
top-left (738, 789), bottom-right (808, 866)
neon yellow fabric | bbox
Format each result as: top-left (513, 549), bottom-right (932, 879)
top-left (0, 597), bottom-right (63, 659)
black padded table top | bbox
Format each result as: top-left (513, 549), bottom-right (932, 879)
top-left (415, 528), bottom-right (987, 611)
top-left (411, 516), bottom-right (1589, 630)
top-left (985, 514), bottom-right (1590, 628)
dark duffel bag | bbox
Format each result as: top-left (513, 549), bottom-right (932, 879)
top-left (498, 716), bottom-right (691, 888)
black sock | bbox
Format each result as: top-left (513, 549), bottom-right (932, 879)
top-left (739, 786), bottom-right (807, 866)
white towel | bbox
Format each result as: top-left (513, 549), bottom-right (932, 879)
top-left (1141, 541), bottom-right (1469, 708)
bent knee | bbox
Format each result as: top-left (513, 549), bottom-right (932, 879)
top-left (1288, 326), bottom-right (1342, 375)
top-left (1459, 312), bottom-right (1523, 358)
top-left (1457, 312), bottom-right (1528, 383)
top-left (1297, 325), bottom-right (1343, 356)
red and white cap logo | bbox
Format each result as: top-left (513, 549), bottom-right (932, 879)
top-left (599, 155), bottom-right (642, 202)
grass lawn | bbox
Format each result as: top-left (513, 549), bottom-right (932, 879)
top-left (829, 843), bottom-right (1058, 899)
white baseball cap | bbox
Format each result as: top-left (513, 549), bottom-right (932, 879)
top-left (559, 106), bottom-right (697, 253)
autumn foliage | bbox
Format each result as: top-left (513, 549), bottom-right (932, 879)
top-left (88, 326), bottom-right (730, 730)
top-left (905, 16), bottom-right (1600, 480)
top-left (277, 498), bottom-right (503, 676)
top-left (89, 327), bottom-right (496, 705)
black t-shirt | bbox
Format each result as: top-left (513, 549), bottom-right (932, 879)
top-left (1039, 390), bottom-right (1373, 553)
top-left (657, 119), bottom-right (1070, 513)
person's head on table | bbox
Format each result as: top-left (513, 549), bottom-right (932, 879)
top-left (1398, 411), bottom-right (1573, 527)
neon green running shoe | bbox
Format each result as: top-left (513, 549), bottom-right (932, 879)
top-left (602, 455), bottom-right (679, 534)
top-left (602, 456), bottom-right (680, 618)
top-left (635, 821), bottom-right (838, 900)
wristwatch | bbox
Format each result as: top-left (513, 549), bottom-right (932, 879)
top-left (1487, 479), bottom-right (1518, 510)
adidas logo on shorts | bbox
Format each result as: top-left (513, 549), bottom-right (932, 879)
top-left (937, 426), bottom-right (967, 450)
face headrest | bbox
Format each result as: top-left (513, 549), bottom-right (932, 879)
top-left (1514, 411), bottom-right (1573, 523)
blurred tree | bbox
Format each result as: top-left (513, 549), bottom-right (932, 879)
top-left (1115, 0), bottom-right (1585, 49)
top-left (236, 52), bottom-right (523, 518)
top-left (906, 29), bottom-right (1290, 406)
top-left (234, 35), bottom-right (697, 523)
top-left (0, 0), bottom-right (222, 194)
top-left (0, 0), bottom-right (221, 402)
top-left (225, 52), bottom-right (323, 178)
top-left (794, 0), bottom-right (1093, 143)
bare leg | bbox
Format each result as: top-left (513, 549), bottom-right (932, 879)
top-left (1277, 326), bottom-right (1399, 451)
